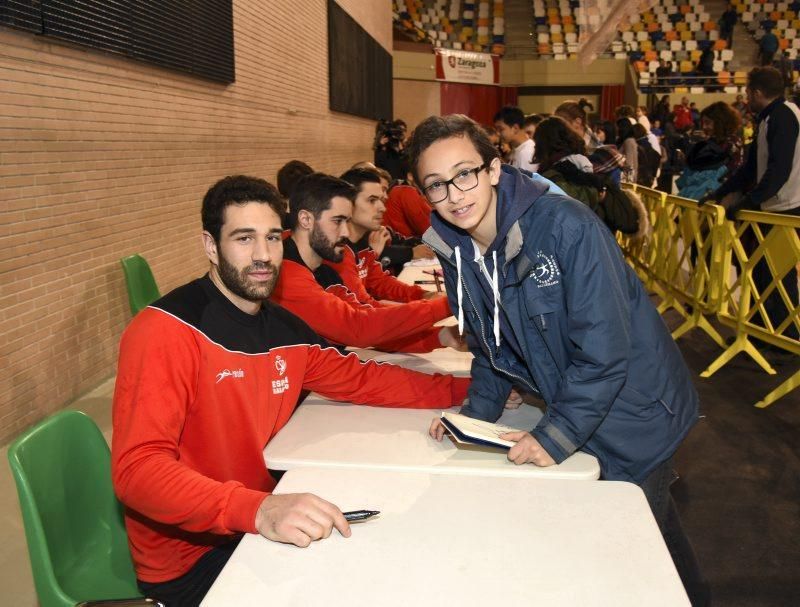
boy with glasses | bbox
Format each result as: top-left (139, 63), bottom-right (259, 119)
top-left (407, 114), bottom-right (709, 606)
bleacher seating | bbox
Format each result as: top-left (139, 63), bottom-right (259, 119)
top-left (735, 0), bottom-right (800, 81)
top-left (531, 0), bottom-right (743, 92)
top-left (393, 1), bottom-right (506, 55)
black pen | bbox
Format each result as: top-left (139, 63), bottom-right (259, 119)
top-left (414, 280), bottom-right (437, 285)
top-left (343, 510), bottom-right (380, 522)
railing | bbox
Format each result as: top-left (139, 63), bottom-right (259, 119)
top-left (620, 185), bottom-right (799, 408)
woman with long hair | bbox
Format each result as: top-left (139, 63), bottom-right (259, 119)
top-left (556, 100), bottom-right (627, 185)
top-left (616, 118), bottom-right (639, 183)
top-left (534, 116), bottom-right (649, 241)
top-left (676, 101), bottom-right (743, 200)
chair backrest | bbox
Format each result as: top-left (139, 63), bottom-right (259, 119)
top-left (121, 255), bottom-right (160, 315)
top-left (7, 411), bottom-right (141, 607)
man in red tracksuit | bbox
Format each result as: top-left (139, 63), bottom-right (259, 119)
top-left (326, 167), bottom-right (437, 306)
top-left (111, 175), bottom-right (471, 606)
top-left (270, 172), bottom-right (465, 352)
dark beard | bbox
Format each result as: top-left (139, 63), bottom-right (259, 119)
top-left (310, 224), bottom-right (347, 263)
top-left (217, 251), bottom-right (278, 302)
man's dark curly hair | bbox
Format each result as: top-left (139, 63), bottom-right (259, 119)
top-left (201, 175), bottom-right (286, 242)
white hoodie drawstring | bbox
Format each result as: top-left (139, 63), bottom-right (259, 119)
top-left (492, 250), bottom-right (500, 347)
top-left (455, 245), bottom-right (464, 336)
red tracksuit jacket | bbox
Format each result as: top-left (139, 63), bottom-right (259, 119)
top-left (111, 276), bottom-right (470, 582)
top-left (270, 237), bottom-right (450, 352)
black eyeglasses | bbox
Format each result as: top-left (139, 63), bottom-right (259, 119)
top-left (422, 163), bottom-right (489, 204)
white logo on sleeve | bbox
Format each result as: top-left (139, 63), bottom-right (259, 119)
top-left (272, 354), bottom-right (290, 394)
top-left (216, 368), bottom-right (244, 383)
top-left (529, 251), bottom-right (561, 287)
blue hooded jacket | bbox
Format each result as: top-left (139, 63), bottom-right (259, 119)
top-left (422, 165), bottom-right (699, 483)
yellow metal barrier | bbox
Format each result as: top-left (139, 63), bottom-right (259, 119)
top-left (619, 186), bottom-right (798, 409)
top-left (621, 186), bottom-right (728, 347)
top-left (619, 184), bottom-right (663, 295)
top-left (654, 193), bottom-right (728, 347)
top-left (700, 210), bottom-right (800, 408)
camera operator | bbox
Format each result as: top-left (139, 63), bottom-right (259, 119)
top-left (374, 118), bottom-right (410, 182)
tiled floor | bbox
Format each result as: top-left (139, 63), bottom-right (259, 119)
top-left (2, 309), bottom-right (799, 605)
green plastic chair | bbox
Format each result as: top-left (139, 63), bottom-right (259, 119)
top-left (7, 410), bottom-right (151, 607)
top-left (120, 255), bottom-right (160, 315)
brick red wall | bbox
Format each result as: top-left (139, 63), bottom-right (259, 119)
top-left (0, 1), bottom-right (391, 443)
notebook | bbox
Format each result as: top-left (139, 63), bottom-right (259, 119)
top-left (439, 411), bottom-right (523, 451)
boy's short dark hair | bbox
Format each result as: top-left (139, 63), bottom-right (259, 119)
top-left (286, 172), bottom-right (356, 230)
top-left (524, 114), bottom-right (544, 127)
top-left (406, 114), bottom-right (500, 186)
top-left (339, 167), bottom-right (382, 193)
top-left (493, 106), bottom-right (525, 128)
top-left (276, 160), bottom-right (314, 198)
top-left (747, 66), bottom-right (785, 98)
top-left (202, 176), bottom-right (285, 243)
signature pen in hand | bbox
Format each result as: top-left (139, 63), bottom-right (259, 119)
top-left (343, 510), bottom-right (380, 522)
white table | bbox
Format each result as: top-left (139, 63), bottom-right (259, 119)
top-left (264, 395), bottom-right (600, 480)
top-left (202, 467), bottom-right (689, 607)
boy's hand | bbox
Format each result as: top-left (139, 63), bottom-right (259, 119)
top-left (255, 493), bottom-right (351, 547)
top-left (429, 417), bottom-right (447, 441)
top-left (499, 432), bottom-right (556, 467)
top-left (504, 389), bottom-right (523, 409)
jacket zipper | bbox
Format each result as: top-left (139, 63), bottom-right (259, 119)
top-left (459, 272), bottom-right (540, 395)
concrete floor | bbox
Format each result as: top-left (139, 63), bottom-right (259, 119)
top-left (2, 308), bottom-right (798, 606)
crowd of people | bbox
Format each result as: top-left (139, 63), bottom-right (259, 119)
top-left (107, 65), bottom-right (800, 607)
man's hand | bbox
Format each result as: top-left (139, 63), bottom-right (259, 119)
top-left (499, 432), bottom-right (556, 467)
top-left (422, 290), bottom-right (446, 300)
top-left (438, 325), bottom-right (469, 350)
top-left (504, 389), bottom-right (523, 409)
top-left (255, 493), bottom-right (351, 547)
top-left (412, 244), bottom-right (435, 259)
top-left (368, 227), bottom-right (391, 257)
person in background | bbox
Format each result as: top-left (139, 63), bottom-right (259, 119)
top-left (742, 114), bottom-right (755, 146)
top-left (673, 97), bottom-right (694, 131)
top-left (485, 124), bottom-right (511, 163)
top-left (523, 113), bottom-right (543, 140)
top-left (696, 47), bottom-right (715, 89)
top-left (732, 93), bottom-right (748, 117)
top-left (633, 123), bottom-right (661, 187)
top-left (759, 26), bottom-right (779, 66)
top-left (705, 67), bottom-right (800, 342)
top-left (555, 99), bottom-right (602, 153)
top-left (651, 119), bottom-right (664, 137)
top-left (719, 3), bottom-right (737, 49)
top-left (656, 60), bottom-right (674, 92)
top-left (636, 106), bottom-right (652, 131)
top-left (676, 102), bottom-right (742, 200)
top-left (493, 105), bottom-right (538, 173)
top-left (653, 94), bottom-right (672, 125)
top-left (689, 102), bottom-right (701, 130)
top-left (616, 118), bottom-right (639, 183)
top-left (407, 114), bottom-right (708, 606)
top-left (615, 104), bottom-right (637, 125)
top-left (533, 116), bottom-right (647, 239)
top-left (374, 119), bottom-right (409, 181)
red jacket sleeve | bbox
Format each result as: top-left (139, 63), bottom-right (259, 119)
top-left (385, 186), bottom-right (432, 238)
top-left (359, 248), bottom-right (426, 303)
top-left (374, 326), bottom-right (446, 353)
top-left (111, 311), bottom-right (266, 537)
top-left (302, 345), bottom-right (470, 406)
top-left (271, 260), bottom-right (452, 349)
top-left (324, 247), bottom-right (382, 307)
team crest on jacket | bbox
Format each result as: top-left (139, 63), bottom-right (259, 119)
top-left (275, 355), bottom-right (287, 376)
top-left (530, 251), bottom-right (560, 287)
top-left (272, 355), bottom-right (289, 394)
